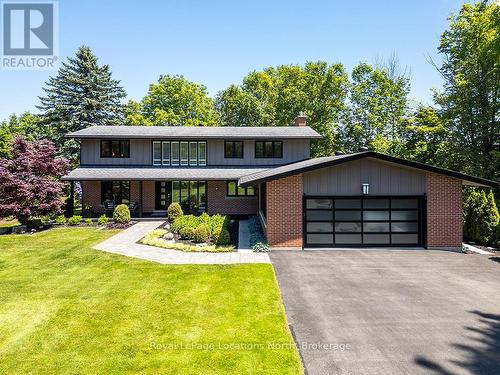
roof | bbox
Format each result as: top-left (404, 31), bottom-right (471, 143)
top-left (238, 151), bottom-right (498, 188)
top-left (65, 125), bottom-right (322, 139)
top-left (62, 166), bottom-right (270, 181)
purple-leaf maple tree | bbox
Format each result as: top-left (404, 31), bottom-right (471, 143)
top-left (0, 137), bottom-right (70, 224)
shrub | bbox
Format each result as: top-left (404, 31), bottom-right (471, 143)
top-left (67, 215), bottom-right (82, 226)
top-left (97, 214), bottom-right (109, 226)
top-left (55, 215), bottom-right (66, 225)
top-left (209, 214), bottom-right (225, 234)
top-left (199, 212), bottom-right (211, 231)
top-left (463, 189), bottom-right (499, 245)
top-left (140, 229), bottom-right (234, 252)
top-left (216, 228), bottom-right (231, 246)
top-left (113, 204), bottom-right (131, 224)
top-left (211, 224), bottom-right (223, 243)
top-left (179, 226), bottom-right (195, 240)
top-left (193, 224), bottom-right (209, 243)
top-left (85, 218), bottom-right (93, 225)
top-left (167, 202), bottom-right (183, 222)
top-left (171, 214), bottom-right (199, 234)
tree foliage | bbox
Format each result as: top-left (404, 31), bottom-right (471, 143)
top-left (215, 61), bottom-right (350, 156)
top-left (434, 1), bottom-right (499, 181)
top-left (339, 61), bottom-right (410, 154)
top-left (0, 137), bottom-right (70, 224)
top-left (0, 113), bottom-right (42, 158)
top-left (464, 189), bottom-right (500, 245)
top-left (125, 75), bottom-right (219, 126)
top-left (37, 45), bottom-right (126, 164)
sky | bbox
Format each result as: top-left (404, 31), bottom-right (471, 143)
top-left (0, 0), bottom-right (467, 120)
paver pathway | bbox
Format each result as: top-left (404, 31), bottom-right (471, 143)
top-left (93, 221), bottom-right (270, 264)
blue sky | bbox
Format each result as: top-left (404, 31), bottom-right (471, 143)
top-left (0, 0), bottom-right (466, 120)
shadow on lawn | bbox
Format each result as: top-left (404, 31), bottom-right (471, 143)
top-left (414, 311), bottom-right (500, 375)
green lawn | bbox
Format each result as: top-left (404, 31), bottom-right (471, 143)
top-left (0, 228), bottom-right (302, 374)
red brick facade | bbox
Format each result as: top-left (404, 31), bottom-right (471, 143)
top-left (265, 174), bottom-right (303, 249)
top-left (207, 180), bottom-right (258, 215)
top-left (426, 173), bottom-right (463, 250)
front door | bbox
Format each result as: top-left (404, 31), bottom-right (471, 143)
top-left (155, 181), bottom-right (171, 210)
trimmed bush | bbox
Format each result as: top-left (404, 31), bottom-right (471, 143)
top-left (113, 204), bottom-right (131, 224)
top-left (171, 214), bottom-right (199, 234)
top-left (179, 226), bottom-right (195, 240)
top-left (55, 215), bottom-right (66, 225)
top-left (85, 218), bottom-right (93, 225)
top-left (216, 228), bottom-right (231, 246)
top-left (211, 224), bottom-right (223, 243)
top-left (193, 224), bottom-right (209, 243)
top-left (97, 214), bottom-right (109, 226)
top-left (67, 215), bottom-right (82, 226)
top-left (209, 214), bottom-right (225, 234)
top-left (167, 202), bottom-right (183, 222)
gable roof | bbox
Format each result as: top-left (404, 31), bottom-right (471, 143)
top-left (65, 125), bottom-right (322, 139)
top-left (238, 151), bottom-right (498, 188)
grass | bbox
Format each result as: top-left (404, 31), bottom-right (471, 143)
top-left (0, 228), bottom-right (301, 374)
top-left (140, 229), bottom-right (234, 252)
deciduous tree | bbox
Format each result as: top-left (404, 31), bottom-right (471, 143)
top-left (0, 137), bottom-right (70, 224)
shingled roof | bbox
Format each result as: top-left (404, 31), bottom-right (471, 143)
top-left (65, 125), bottom-right (322, 139)
top-left (238, 151), bottom-right (498, 188)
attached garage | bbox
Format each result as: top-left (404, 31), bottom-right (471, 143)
top-left (304, 196), bottom-right (424, 248)
top-left (238, 151), bottom-right (497, 251)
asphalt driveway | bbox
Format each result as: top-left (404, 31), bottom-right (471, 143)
top-left (271, 250), bottom-right (500, 375)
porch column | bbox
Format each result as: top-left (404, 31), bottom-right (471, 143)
top-left (66, 181), bottom-right (75, 217)
top-left (139, 181), bottom-right (144, 217)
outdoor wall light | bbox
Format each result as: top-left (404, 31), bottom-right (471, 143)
top-left (362, 183), bottom-right (369, 195)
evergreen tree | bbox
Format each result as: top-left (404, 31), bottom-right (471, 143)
top-left (37, 45), bottom-right (126, 164)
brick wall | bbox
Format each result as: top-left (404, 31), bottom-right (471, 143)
top-left (81, 181), bottom-right (103, 214)
top-left (207, 180), bottom-right (258, 215)
top-left (142, 181), bottom-right (155, 213)
top-left (265, 174), bottom-right (303, 249)
top-left (426, 173), bottom-right (463, 250)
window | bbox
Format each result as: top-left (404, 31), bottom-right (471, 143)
top-left (153, 141), bottom-right (161, 165)
top-left (152, 140), bottom-right (206, 166)
top-left (189, 142), bottom-right (198, 166)
top-left (255, 141), bottom-right (282, 158)
top-left (169, 180), bottom-right (207, 212)
top-left (180, 142), bottom-right (189, 166)
top-left (101, 140), bottom-right (130, 158)
top-left (226, 181), bottom-right (256, 197)
top-left (171, 142), bottom-right (180, 166)
top-left (101, 181), bottom-right (130, 204)
top-left (224, 141), bottom-right (243, 158)
top-left (198, 142), bottom-right (207, 166)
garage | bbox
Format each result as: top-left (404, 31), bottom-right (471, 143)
top-left (238, 150), bottom-right (496, 251)
top-left (304, 196), bottom-right (425, 248)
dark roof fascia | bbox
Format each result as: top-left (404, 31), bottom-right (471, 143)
top-left (238, 151), bottom-right (498, 188)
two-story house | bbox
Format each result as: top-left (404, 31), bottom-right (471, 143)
top-left (63, 115), bottom-right (496, 251)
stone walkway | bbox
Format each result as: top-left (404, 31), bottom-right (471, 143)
top-left (93, 221), bottom-right (270, 264)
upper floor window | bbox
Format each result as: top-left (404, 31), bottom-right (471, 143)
top-left (153, 140), bottom-right (206, 166)
top-left (224, 141), bottom-right (243, 159)
top-left (227, 181), bottom-right (256, 197)
top-left (101, 140), bottom-right (130, 158)
top-left (255, 141), bottom-right (282, 158)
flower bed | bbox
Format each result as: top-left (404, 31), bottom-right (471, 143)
top-left (139, 212), bottom-right (235, 253)
top-left (140, 229), bottom-right (234, 252)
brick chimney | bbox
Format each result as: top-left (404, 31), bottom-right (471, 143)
top-left (294, 113), bottom-right (307, 127)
